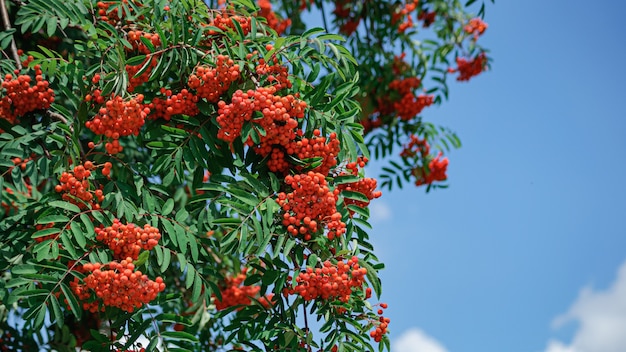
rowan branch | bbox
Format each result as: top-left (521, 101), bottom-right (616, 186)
top-left (0, 0), bottom-right (21, 69)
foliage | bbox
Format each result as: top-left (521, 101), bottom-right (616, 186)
top-left (0, 0), bottom-right (491, 351)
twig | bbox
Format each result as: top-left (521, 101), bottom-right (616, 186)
top-left (0, 0), bottom-right (22, 69)
top-left (302, 304), bottom-right (312, 352)
top-left (46, 110), bottom-right (68, 125)
top-left (319, 0), bottom-right (329, 33)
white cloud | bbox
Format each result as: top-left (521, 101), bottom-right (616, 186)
top-left (393, 327), bottom-right (448, 352)
top-left (545, 340), bottom-right (575, 352)
top-left (544, 260), bottom-right (626, 352)
top-left (369, 201), bottom-right (392, 223)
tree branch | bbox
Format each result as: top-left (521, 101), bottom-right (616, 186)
top-left (0, 0), bottom-right (21, 69)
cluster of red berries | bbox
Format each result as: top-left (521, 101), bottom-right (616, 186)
top-left (333, 0), bottom-right (350, 18)
top-left (127, 30), bottom-right (161, 55)
top-left (392, 0), bottom-right (418, 33)
top-left (95, 219), bottom-right (161, 260)
top-left (10, 156), bottom-right (33, 171)
top-left (188, 55), bottom-right (240, 103)
top-left (400, 134), bottom-right (429, 158)
top-left (286, 257), bottom-right (367, 302)
top-left (96, 0), bottom-right (143, 25)
top-left (414, 152), bottom-right (448, 186)
top-left (54, 161), bottom-right (104, 209)
top-left (0, 59), bottom-right (55, 124)
top-left (254, 54), bottom-right (293, 91)
top-left (400, 135), bottom-right (449, 186)
top-left (85, 94), bottom-right (150, 153)
top-left (369, 303), bottom-right (390, 342)
top-left (418, 9), bottom-right (436, 27)
top-left (464, 17), bottom-right (488, 39)
top-left (377, 77), bottom-right (433, 120)
top-left (266, 147), bottom-right (290, 174)
top-left (71, 259), bottom-right (165, 313)
top-left (149, 88), bottom-right (199, 121)
top-left (126, 57), bottom-right (157, 92)
top-left (449, 53), bottom-right (487, 82)
top-left (277, 172), bottom-right (345, 240)
top-left (395, 93), bottom-right (434, 121)
top-left (247, 89), bottom-right (306, 151)
top-left (337, 157), bottom-right (382, 211)
top-left (257, 0), bottom-right (291, 35)
top-left (392, 53), bottom-right (410, 75)
top-left (214, 269), bottom-right (273, 310)
top-left (125, 31), bottom-right (161, 92)
top-left (216, 87), bottom-right (306, 146)
top-left (290, 130), bottom-right (340, 175)
top-left (206, 12), bottom-right (251, 36)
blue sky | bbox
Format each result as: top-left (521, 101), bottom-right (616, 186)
top-left (355, 1), bottom-right (626, 351)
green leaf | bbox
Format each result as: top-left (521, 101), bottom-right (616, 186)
top-left (36, 215), bottom-right (70, 224)
top-left (50, 294), bottom-right (64, 328)
top-left (60, 282), bottom-right (81, 320)
top-left (49, 200), bottom-right (81, 213)
top-left (11, 264), bottom-right (38, 275)
top-left (162, 198), bottom-right (175, 216)
top-left (70, 221), bottom-right (87, 249)
top-left (161, 331), bottom-right (199, 343)
top-left (341, 190), bottom-right (369, 203)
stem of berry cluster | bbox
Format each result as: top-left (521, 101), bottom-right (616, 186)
top-left (0, 0), bottom-right (21, 69)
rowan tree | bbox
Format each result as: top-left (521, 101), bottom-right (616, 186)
top-left (0, 0), bottom-right (491, 350)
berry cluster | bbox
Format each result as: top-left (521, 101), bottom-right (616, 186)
top-left (369, 303), bottom-right (390, 342)
top-left (125, 31), bottom-right (161, 92)
top-left (85, 94), bottom-right (150, 153)
top-left (95, 219), bottom-right (161, 260)
top-left (399, 134), bottom-right (429, 158)
top-left (277, 172), bottom-right (345, 240)
top-left (464, 17), bottom-right (488, 39)
top-left (254, 54), bottom-right (292, 90)
top-left (414, 153), bottom-right (448, 186)
top-left (126, 57), bottom-right (158, 92)
top-left (450, 53), bottom-right (487, 82)
top-left (286, 257), bottom-right (367, 302)
top-left (391, 0), bottom-right (418, 33)
top-left (96, 0), bottom-right (143, 25)
top-left (379, 77), bottom-right (433, 120)
top-left (71, 259), bottom-right (165, 313)
top-left (257, 0), bottom-right (291, 35)
top-left (214, 269), bottom-right (272, 310)
top-left (400, 135), bottom-right (449, 186)
top-left (0, 61), bottom-right (55, 124)
top-left (290, 130), bottom-right (340, 176)
top-left (54, 161), bottom-right (104, 209)
top-left (396, 93), bottom-right (434, 121)
top-left (248, 90), bottom-right (306, 150)
top-left (206, 12), bottom-right (251, 36)
top-left (216, 87), bottom-right (306, 146)
top-left (127, 30), bottom-right (161, 55)
top-left (188, 55), bottom-right (240, 103)
top-left (10, 156), bottom-right (33, 171)
top-left (149, 88), bottom-right (199, 121)
top-left (417, 9), bottom-right (436, 27)
top-left (337, 157), bottom-right (382, 211)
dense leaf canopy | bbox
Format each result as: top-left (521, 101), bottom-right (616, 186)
top-left (0, 0), bottom-right (491, 350)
